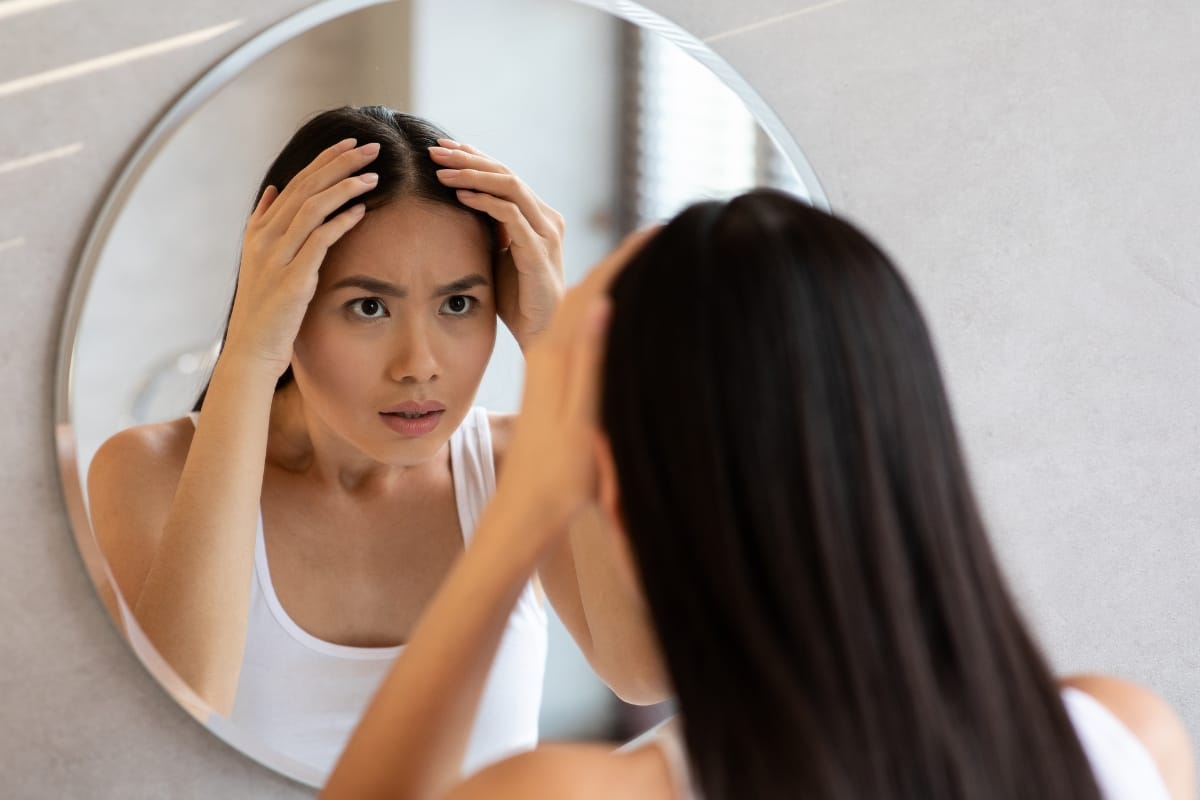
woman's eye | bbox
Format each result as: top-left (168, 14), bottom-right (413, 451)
top-left (440, 295), bottom-right (477, 316)
top-left (348, 297), bottom-right (388, 319)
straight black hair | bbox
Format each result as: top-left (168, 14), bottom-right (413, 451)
top-left (194, 105), bottom-right (497, 410)
top-left (601, 189), bottom-right (1102, 800)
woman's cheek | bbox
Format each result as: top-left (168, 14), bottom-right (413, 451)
top-left (469, 313), bottom-right (499, 369)
top-left (295, 320), bottom-right (373, 396)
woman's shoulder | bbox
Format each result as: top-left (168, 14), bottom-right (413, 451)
top-left (87, 416), bottom-right (199, 606)
top-left (87, 415), bottom-right (198, 520)
top-left (1059, 673), bottom-right (1195, 799)
top-left (446, 741), bottom-right (674, 800)
top-left (88, 416), bottom-right (196, 485)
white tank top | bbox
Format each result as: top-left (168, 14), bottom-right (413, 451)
top-left (645, 687), bottom-right (1172, 800)
top-left (206, 407), bottom-right (547, 783)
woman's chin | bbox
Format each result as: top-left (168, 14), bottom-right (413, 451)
top-left (369, 432), bottom-right (453, 469)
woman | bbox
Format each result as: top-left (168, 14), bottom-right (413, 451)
top-left (87, 106), bottom-right (652, 778)
top-left (323, 190), bottom-right (1194, 799)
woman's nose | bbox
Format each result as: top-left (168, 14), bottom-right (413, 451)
top-left (387, 321), bottom-right (440, 384)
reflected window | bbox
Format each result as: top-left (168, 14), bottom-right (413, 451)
top-left (623, 27), bottom-right (806, 228)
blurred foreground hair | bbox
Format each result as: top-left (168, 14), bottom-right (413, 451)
top-left (602, 190), bottom-right (1101, 800)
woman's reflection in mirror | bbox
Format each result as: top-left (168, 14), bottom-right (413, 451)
top-left (87, 106), bottom-right (656, 778)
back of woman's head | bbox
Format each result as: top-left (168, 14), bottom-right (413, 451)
top-left (601, 189), bottom-right (1100, 800)
top-left (194, 105), bottom-right (496, 410)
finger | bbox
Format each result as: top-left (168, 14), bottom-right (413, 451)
top-left (435, 138), bottom-right (491, 160)
top-left (537, 198), bottom-right (566, 235)
top-left (563, 297), bottom-right (613, 424)
top-left (429, 144), bottom-right (563, 240)
top-left (250, 185), bottom-right (279, 223)
top-left (277, 172), bottom-right (379, 265)
top-left (544, 227), bottom-right (661, 348)
top-left (262, 138), bottom-right (355, 225)
top-left (265, 142), bottom-right (380, 236)
top-left (305, 136), bottom-right (359, 172)
top-left (428, 145), bottom-right (510, 175)
top-left (454, 190), bottom-right (545, 259)
top-left (286, 203), bottom-right (367, 283)
top-left (447, 174), bottom-right (556, 239)
top-left (580, 226), bottom-right (662, 295)
top-left (268, 141), bottom-right (379, 231)
top-left (242, 186), bottom-right (279, 263)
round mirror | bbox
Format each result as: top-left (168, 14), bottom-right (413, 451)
top-left (55, 0), bottom-right (826, 787)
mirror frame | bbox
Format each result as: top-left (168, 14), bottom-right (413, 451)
top-left (52, 0), bottom-right (829, 785)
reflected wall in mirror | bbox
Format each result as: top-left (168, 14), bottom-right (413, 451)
top-left (57, 0), bottom-right (825, 787)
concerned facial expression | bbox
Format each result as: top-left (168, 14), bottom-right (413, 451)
top-left (292, 197), bottom-right (496, 466)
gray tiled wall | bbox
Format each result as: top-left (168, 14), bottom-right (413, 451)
top-left (1, 0), bottom-right (1196, 796)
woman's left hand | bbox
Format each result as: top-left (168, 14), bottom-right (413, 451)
top-left (430, 140), bottom-right (564, 351)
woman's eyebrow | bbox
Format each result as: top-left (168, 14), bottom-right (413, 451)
top-left (329, 273), bottom-right (490, 298)
top-left (330, 275), bottom-right (405, 297)
top-left (432, 274), bottom-right (490, 297)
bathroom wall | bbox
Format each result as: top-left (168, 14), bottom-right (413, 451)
top-left (1, 0), bottom-right (1196, 795)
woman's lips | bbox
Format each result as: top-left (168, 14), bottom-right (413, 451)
top-left (380, 409), bottom-right (445, 437)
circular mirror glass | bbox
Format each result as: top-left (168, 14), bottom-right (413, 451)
top-left (55, 0), bottom-right (826, 786)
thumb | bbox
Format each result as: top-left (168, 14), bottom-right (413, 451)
top-left (565, 297), bottom-right (613, 423)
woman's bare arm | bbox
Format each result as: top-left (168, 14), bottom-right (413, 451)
top-left (444, 743), bottom-right (667, 800)
top-left (491, 412), bottom-right (667, 705)
top-left (86, 139), bottom-right (380, 714)
top-left (88, 354), bottom-right (280, 714)
top-left (537, 507), bottom-right (668, 704)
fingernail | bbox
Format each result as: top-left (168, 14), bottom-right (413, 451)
top-left (339, 137), bottom-right (357, 149)
top-left (361, 172), bottom-right (378, 185)
top-left (361, 142), bottom-right (381, 155)
top-left (437, 137), bottom-right (460, 147)
top-left (436, 169), bottom-right (460, 178)
top-left (428, 146), bottom-right (453, 157)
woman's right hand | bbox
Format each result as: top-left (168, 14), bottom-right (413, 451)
top-left (223, 137), bottom-right (381, 378)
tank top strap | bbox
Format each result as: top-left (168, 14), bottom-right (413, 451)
top-left (249, 503), bottom-right (402, 658)
top-left (448, 407), bottom-right (496, 546)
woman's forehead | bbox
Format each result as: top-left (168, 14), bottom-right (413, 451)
top-left (320, 198), bottom-right (491, 286)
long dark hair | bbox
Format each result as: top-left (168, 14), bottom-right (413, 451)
top-left (601, 190), bottom-right (1101, 800)
top-left (194, 105), bottom-right (497, 410)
